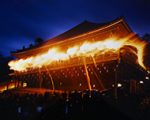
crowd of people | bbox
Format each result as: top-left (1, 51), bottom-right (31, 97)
top-left (0, 89), bottom-right (128, 120)
top-left (0, 88), bottom-right (150, 120)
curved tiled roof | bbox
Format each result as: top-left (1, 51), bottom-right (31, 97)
top-left (12, 17), bottom-right (133, 58)
top-left (42, 20), bottom-right (105, 45)
top-left (41, 16), bottom-right (131, 46)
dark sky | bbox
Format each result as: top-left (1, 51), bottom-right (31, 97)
top-left (0, 0), bottom-right (150, 56)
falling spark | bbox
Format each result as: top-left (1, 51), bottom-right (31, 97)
top-left (83, 57), bottom-right (92, 91)
top-left (45, 66), bottom-right (55, 91)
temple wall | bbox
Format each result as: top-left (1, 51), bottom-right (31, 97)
top-left (10, 18), bottom-right (142, 92)
top-left (12, 60), bottom-right (118, 91)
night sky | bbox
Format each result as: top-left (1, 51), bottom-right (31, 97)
top-left (0, 0), bottom-right (150, 56)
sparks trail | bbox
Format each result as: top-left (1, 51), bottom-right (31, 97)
top-left (8, 34), bottom-right (147, 71)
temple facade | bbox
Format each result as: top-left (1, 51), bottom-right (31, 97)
top-left (10, 17), bottom-right (146, 92)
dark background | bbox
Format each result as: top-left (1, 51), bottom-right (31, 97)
top-left (0, 0), bottom-right (150, 56)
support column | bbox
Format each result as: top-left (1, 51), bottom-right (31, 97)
top-left (130, 80), bottom-right (137, 94)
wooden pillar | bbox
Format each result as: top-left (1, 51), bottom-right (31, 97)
top-left (130, 80), bottom-right (137, 94)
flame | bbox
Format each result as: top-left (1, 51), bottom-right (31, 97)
top-left (124, 38), bottom-right (147, 69)
top-left (8, 35), bottom-right (147, 71)
top-left (67, 46), bottom-right (79, 56)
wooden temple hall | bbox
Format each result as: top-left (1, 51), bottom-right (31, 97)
top-left (10, 17), bottom-right (147, 92)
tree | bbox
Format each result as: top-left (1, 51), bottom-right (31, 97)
top-left (0, 54), bottom-right (13, 82)
top-left (142, 33), bottom-right (150, 42)
top-left (34, 37), bottom-right (44, 45)
top-left (29, 43), bottom-right (33, 48)
top-left (22, 46), bottom-right (26, 50)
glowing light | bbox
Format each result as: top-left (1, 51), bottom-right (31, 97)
top-left (117, 83), bottom-right (122, 87)
top-left (67, 46), bottom-right (79, 56)
top-left (8, 84), bottom-right (15, 89)
top-left (79, 42), bottom-right (92, 54)
top-left (23, 82), bottom-right (27, 87)
top-left (112, 83), bottom-right (122, 87)
top-left (139, 81), bottom-right (144, 84)
top-left (0, 86), bottom-right (7, 92)
top-left (8, 35), bottom-right (147, 71)
top-left (124, 39), bottom-right (147, 69)
top-left (145, 76), bottom-right (149, 80)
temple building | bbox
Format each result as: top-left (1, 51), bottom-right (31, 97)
top-left (9, 17), bottom-right (147, 92)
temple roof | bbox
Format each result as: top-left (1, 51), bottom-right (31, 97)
top-left (12, 16), bottom-right (133, 58)
top-left (42, 20), bottom-right (106, 45)
top-left (41, 16), bottom-right (131, 46)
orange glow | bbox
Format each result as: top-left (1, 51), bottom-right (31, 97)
top-left (0, 86), bottom-right (7, 92)
top-left (8, 84), bottom-right (15, 89)
top-left (0, 82), bottom-right (16, 92)
top-left (8, 35), bottom-right (147, 71)
top-left (23, 82), bottom-right (27, 87)
top-left (124, 39), bottom-right (147, 69)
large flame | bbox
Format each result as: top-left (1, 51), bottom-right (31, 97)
top-left (8, 35), bottom-right (147, 71)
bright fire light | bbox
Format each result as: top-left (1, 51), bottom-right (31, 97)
top-left (117, 83), bottom-right (122, 87)
top-left (8, 35), bottom-right (147, 72)
top-left (139, 81), bottom-right (144, 84)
